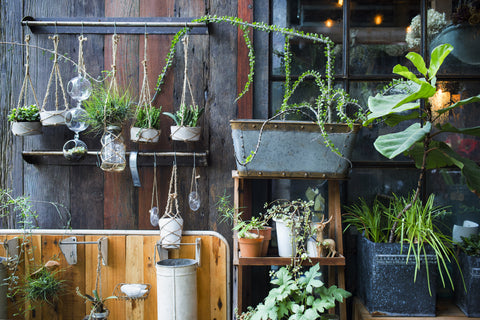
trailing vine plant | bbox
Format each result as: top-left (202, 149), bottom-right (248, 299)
top-left (153, 15), bottom-right (366, 165)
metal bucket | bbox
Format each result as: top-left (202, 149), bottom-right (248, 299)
top-left (231, 120), bottom-right (359, 178)
top-left (156, 259), bottom-right (198, 320)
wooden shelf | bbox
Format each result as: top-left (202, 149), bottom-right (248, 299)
top-left (22, 150), bottom-right (209, 166)
top-left (234, 254), bottom-right (345, 266)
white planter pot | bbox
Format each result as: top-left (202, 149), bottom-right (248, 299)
top-left (130, 127), bottom-right (161, 143)
top-left (274, 218), bottom-right (296, 257)
top-left (170, 126), bottom-right (201, 142)
top-left (159, 217), bottom-right (184, 249)
top-left (307, 237), bottom-right (319, 258)
top-left (40, 110), bottom-right (66, 126)
top-left (11, 121), bottom-right (42, 136)
top-left (452, 220), bottom-right (479, 243)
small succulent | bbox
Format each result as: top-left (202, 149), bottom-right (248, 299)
top-left (8, 104), bottom-right (40, 122)
top-left (164, 104), bottom-right (204, 127)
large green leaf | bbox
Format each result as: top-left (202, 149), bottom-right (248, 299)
top-left (405, 52), bottom-right (427, 76)
top-left (408, 141), bottom-right (456, 169)
top-left (428, 44), bottom-right (453, 79)
top-left (393, 64), bottom-right (423, 85)
top-left (436, 123), bottom-right (480, 137)
top-left (373, 122), bottom-right (431, 159)
top-left (364, 94), bottom-right (419, 125)
top-left (384, 111), bottom-right (421, 127)
top-left (436, 95), bottom-right (480, 114)
top-left (393, 81), bottom-right (436, 107)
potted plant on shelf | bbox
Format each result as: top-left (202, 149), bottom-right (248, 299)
top-left (237, 263), bottom-right (351, 320)
top-left (76, 288), bottom-right (117, 320)
top-left (344, 192), bottom-right (457, 316)
top-left (454, 233), bottom-right (480, 317)
top-left (84, 84), bottom-right (133, 172)
top-left (130, 105), bottom-right (162, 143)
top-left (163, 104), bottom-right (204, 142)
top-left (265, 199), bottom-right (316, 260)
top-left (8, 104), bottom-right (42, 136)
top-left (216, 193), bottom-right (271, 257)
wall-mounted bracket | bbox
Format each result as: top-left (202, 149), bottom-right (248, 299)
top-left (0, 237), bottom-right (19, 259)
top-left (59, 236), bottom-right (108, 266)
top-left (155, 238), bottom-right (201, 267)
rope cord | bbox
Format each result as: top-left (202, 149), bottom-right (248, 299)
top-left (77, 35), bottom-right (87, 77)
top-left (94, 240), bottom-right (103, 300)
top-left (137, 33), bottom-right (154, 128)
top-left (190, 153), bottom-right (198, 194)
top-left (17, 35), bottom-right (40, 111)
top-left (41, 35), bottom-right (69, 112)
top-left (103, 33), bottom-right (120, 129)
top-left (179, 35), bottom-right (196, 126)
top-left (163, 164), bottom-right (180, 219)
top-left (151, 156), bottom-right (159, 210)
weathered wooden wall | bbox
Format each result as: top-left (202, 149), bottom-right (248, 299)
top-left (1, 231), bottom-right (228, 320)
top-left (0, 0), bottom-right (241, 239)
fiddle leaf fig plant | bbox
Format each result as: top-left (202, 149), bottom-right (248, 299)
top-left (364, 43), bottom-right (480, 197)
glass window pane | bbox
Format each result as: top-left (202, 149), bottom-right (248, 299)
top-left (350, 0), bottom-right (420, 75)
top-left (273, 0), bottom-right (343, 76)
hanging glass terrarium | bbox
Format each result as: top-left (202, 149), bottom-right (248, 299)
top-left (100, 125), bottom-right (126, 172)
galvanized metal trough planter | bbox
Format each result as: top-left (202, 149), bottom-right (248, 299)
top-left (230, 119), bottom-right (360, 178)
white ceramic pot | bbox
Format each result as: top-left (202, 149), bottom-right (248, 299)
top-left (130, 127), bottom-right (161, 143)
top-left (11, 121), bottom-right (42, 136)
top-left (274, 218), bottom-right (296, 257)
top-left (170, 126), bottom-right (201, 142)
top-left (452, 220), bottom-right (479, 243)
top-left (40, 110), bottom-right (66, 126)
top-left (307, 237), bottom-right (319, 258)
top-left (159, 217), bottom-right (184, 249)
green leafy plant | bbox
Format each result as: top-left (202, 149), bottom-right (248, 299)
top-left (239, 263), bottom-right (351, 320)
top-left (23, 261), bottom-right (66, 306)
top-left (133, 105), bottom-right (162, 130)
top-left (76, 287), bottom-right (117, 317)
top-left (344, 193), bottom-right (458, 294)
top-left (459, 234), bottom-right (480, 256)
top-left (364, 43), bottom-right (480, 220)
top-left (7, 104), bottom-right (40, 122)
top-left (84, 84), bottom-right (134, 134)
top-left (155, 15), bottom-right (366, 164)
top-left (163, 104), bottom-right (204, 127)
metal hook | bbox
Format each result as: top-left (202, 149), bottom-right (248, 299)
top-left (144, 22), bottom-right (148, 36)
top-left (81, 21), bottom-right (84, 36)
top-left (174, 151), bottom-right (177, 166)
top-left (54, 21), bottom-right (58, 35)
top-left (96, 152), bottom-right (101, 168)
top-left (154, 153), bottom-right (157, 168)
top-left (193, 152), bottom-right (196, 170)
top-left (114, 21), bottom-right (117, 35)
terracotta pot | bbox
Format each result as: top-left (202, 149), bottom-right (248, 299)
top-left (251, 227), bottom-right (272, 256)
top-left (238, 236), bottom-right (264, 257)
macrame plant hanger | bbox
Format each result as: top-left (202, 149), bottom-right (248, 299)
top-left (13, 34), bottom-right (42, 136)
top-left (100, 33), bottom-right (126, 172)
top-left (159, 159), bottom-right (183, 249)
top-left (131, 28), bottom-right (161, 143)
top-left (40, 34), bottom-right (69, 126)
top-left (170, 35), bottom-right (201, 141)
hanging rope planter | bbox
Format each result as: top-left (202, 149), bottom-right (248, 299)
top-left (100, 33), bottom-right (127, 172)
top-left (10, 35), bottom-right (42, 136)
top-left (159, 164), bottom-right (183, 249)
top-left (167, 35), bottom-right (204, 142)
top-left (39, 34), bottom-right (69, 126)
top-left (131, 32), bottom-right (161, 143)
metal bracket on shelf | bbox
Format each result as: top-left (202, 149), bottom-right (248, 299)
top-left (155, 238), bottom-right (202, 267)
top-left (129, 151), bottom-right (141, 187)
top-left (0, 237), bottom-right (19, 259)
top-left (59, 236), bottom-right (108, 266)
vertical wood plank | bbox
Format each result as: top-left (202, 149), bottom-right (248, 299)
top-left (237, 0), bottom-right (254, 119)
top-left (142, 235), bottom-right (158, 320)
top-left (210, 237), bottom-right (227, 319)
top-left (103, 236), bottom-right (126, 320)
top-left (125, 236), bottom-right (144, 320)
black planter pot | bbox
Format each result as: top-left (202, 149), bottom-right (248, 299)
top-left (454, 251), bottom-right (480, 317)
top-left (357, 235), bottom-right (438, 316)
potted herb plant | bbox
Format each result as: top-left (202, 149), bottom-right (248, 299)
top-left (455, 233), bottom-right (480, 317)
top-left (130, 105), bottom-right (162, 143)
top-left (84, 84), bottom-right (133, 172)
top-left (164, 104), bottom-right (204, 142)
top-left (344, 193), bottom-right (457, 316)
top-left (265, 199), bottom-right (315, 259)
top-left (216, 193), bottom-right (271, 257)
top-left (8, 104), bottom-right (42, 136)
top-left (76, 288), bottom-right (117, 320)
top-left (238, 263), bottom-right (351, 320)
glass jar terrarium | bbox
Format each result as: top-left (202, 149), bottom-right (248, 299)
top-left (100, 125), bottom-right (126, 172)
